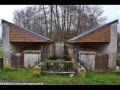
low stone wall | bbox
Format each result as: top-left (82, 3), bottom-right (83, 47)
top-left (40, 59), bottom-right (86, 77)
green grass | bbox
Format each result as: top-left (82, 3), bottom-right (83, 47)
top-left (0, 69), bottom-right (120, 85)
top-left (0, 48), bottom-right (3, 57)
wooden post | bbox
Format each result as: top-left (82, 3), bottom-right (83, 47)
top-left (53, 43), bottom-right (56, 60)
top-left (41, 44), bottom-right (44, 61)
top-left (77, 45), bottom-right (81, 67)
top-left (77, 45), bottom-right (80, 62)
top-left (38, 53), bottom-right (40, 66)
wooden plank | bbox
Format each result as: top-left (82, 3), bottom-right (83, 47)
top-left (11, 53), bottom-right (24, 68)
top-left (95, 54), bottom-right (109, 71)
top-left (41, 44), bottom-right (44, 61)
top-left (76, 25), bottom-right (111, 42)
top-left (10, 38), bottom-right (43, 41)
top-left (9, 26), bottom-right (43, 42)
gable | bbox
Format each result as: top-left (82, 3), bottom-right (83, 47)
top-left (76, 25), bottom-right (111, 42)
top-left (66, 19), bottom-right (118, 43)
top-left (9, 25), bottom-right (45, 42)
top-left (77, 25), bottom-right (111, 42)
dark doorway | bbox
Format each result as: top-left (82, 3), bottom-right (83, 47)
top-left (11, 53), bottom-right (24, 69)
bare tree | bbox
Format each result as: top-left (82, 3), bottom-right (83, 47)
top-left (43, 5), bottom-right (48, 37)
top-left (13, 5), bottom-right (106, 41)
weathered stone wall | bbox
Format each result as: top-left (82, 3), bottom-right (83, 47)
top-left (108, 53), bottom-right (116, 69)
top-left (79, 51), bottom-right (96, 71)
top-left (54, 42), bottom-right (64, 57)
top-left (44, 43), bottom-right (55, 58)
top-left (2, 23), bottom-right (11, 68)
top-left (107, 23), bottom-right (117, 53)
top-left (67, 44), bottom-right (76, 58)
top-left (106, 23), bottom-right (117, 69)
top-left (24, 51), bottom-right (41, 68)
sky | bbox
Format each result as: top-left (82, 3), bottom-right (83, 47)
top-left (0, 5), bottom-right (120, 38)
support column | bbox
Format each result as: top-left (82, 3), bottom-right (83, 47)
top-left (41, 44), bottom-right (44, 61)
top-left (53, 43), bottom-right (56, 60)
top-left (2, 23), bottom-right (11, 68)
top-left (77, 44), bottom-right (80, 62)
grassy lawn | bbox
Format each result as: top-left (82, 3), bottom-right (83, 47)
top-left (0, 69), bottom-right (120, 85)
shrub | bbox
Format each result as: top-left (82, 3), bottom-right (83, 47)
top-left (116, 56), bottom-right (120, 66)
top-left (32, 68), bottom-right (41, 77)
top-left (4, 64), bottom-right (11, 71)
top-left (43, 60), bottom-right (74, 71)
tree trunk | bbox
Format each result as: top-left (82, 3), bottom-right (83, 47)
top-left (50, 5), bottom-right (53, 39)
top-left (43, 5), bottom-right (48, 37)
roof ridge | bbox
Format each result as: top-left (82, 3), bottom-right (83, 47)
top-left (1, 19), bottom-right (52, 41)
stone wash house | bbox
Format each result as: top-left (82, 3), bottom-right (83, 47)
top-left (2, 20), bottom-right (54, 69)
top-left (2, 19), bottom-right (119, 72)
top-left (66, 20), bottom-right (118, 71)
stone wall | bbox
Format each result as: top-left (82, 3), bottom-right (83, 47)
top-left (54, 42), bottom-right (64, 57)
top-left (106, 23), bottom-right (117, 69)
top-left (24, 50), bottom-right (41, 68)
top-left (79, 51), bottom-right (96, 71)
top-left (2, 23), bottom-right (11, 68)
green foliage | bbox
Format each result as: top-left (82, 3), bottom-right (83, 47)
top-left (41, 62), bottom-right (47, 71)
top-left (0, 48), bottom-right (3, 57)
top-left (44, 60), bottom-right (74, 71)
top-left (4, 64), bottom-right (11, 71)
top-left (116, 56), bottom-right (120, 61)
top-left (32, 68), bottom-right (41, 77)
top-left (116, 56), bottom-right (120, 66)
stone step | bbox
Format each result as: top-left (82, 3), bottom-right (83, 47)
top-left (42, 71), bottom-right (76, 74)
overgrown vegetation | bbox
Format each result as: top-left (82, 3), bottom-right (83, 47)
top-left (0, 69), bottom-right (120, 85)
top-left (42, 60), bottom-right (74, 72)
top-left (0, 48), bottom-right (3, 57)
top-left (116, 56), bottom-right (120, 66)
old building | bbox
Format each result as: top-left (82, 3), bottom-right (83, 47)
top-left (66, 20), bottom-right (118, 71)
top-left (2, 20), bottom-right (54, 69)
